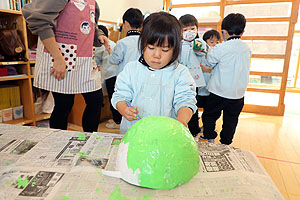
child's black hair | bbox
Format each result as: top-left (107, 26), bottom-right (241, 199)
top-left (98, 25), bottom-right (109, 37)
top-left (221, 13), bottom-right (246, 35)
top-left (203, 30), bottom-right (221, 42)
top-left (139, 12), bottom-right (182, 64)
top-left (179, 14), bottom-right (198, 28)
top-left (122, 8), bottom-right (143, 29)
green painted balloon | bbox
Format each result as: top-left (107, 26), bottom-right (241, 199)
top-left (121, 116), bottom-right (200, 189)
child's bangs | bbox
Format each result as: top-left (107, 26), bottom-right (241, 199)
top-left (146, 29), bottom-right (175, 48)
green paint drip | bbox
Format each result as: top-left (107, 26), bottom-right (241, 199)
top-left (122, 116), bottom-right (200, 189)
top-left (12, 150), bottom-right (17, 153)
top-left (108, 186), bottom-right (131, 200)
top-left (7, 161), bottom-right (12, 165)
top-left (132, 187), bottom-right (136, 191)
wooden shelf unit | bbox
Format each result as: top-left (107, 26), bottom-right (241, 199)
top-left (0, 9), bottom-right (45, 125)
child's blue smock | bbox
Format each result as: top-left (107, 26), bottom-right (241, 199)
top-left (198, 56), bottom-right (212, 96)
top-left (206, 38), bottom-right (251, 99)
top-left (95, 40), bottom-right (118, 82)
top-left (109, 35), bottom-right (140, 74)
top-left (111, 60), bottom-right (197, 134)
top-left (178, 40), bottom-right (206, 87)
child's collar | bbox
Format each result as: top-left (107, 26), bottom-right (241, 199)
top-left (227, 36), bottom-right (241, 41)
top-left (126, 30), bottom-right (141, 37)
top-left (138, 55), bottom-right (176, 71)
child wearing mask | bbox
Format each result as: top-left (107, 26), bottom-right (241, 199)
top-left (178, 14), bottom-right (206, 140)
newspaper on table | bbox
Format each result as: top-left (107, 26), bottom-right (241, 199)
top-left (0, 124), bottom-right (284, 200)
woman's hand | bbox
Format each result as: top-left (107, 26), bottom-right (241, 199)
top-left (50, 54), bottom-right (66, 81)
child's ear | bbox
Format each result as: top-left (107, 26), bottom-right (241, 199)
top-left (240, 30), bottom-right (245, 37)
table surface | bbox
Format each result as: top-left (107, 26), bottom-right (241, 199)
top-left (0, 123), bottom-right (283, 200)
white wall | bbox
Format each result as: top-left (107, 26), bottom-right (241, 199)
top-left (97, 0), bottom-right (163, 23)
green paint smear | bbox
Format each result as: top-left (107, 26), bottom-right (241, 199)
top-left (96, 188), bottom-right (101, 196)
top-left (78, 152), bottom-right (88, 157)
top-left (77, 132), bottom-right (86, 140)
top-left (7, 161), bottom-right (12, 165)
top-left (137, 194), bottom-right (152, 200)
top-left (109, 186), bottom-right (152, 200)
top-left (16, 176), bottom-right (30, 188)
top-left (99, 148), bottom-right (108, 152)
top-left (109, 186), bottom-right (131, 200)
top-left (112, 140), bottom-right (121, 145)
top-left (56, 196), bottom-right (69, 200)
top-left (122, 116), bottom-right (200, 189)
top-left (91, 134), bottom-right (104, 142)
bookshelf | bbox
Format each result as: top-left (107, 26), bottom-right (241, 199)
top-left (0, 8), bottom-right (40, 125)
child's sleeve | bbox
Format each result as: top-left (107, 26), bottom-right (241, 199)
top-left (94, 47), bottom-right (104, 66)
top-left (205, 45), bottom-right (222, 68)
top-left (109, 41), bottom-right (124, 65)
top-left (173, 67), bottom-right (197, 114)
top-left (111, 64), bottom-right (133, 109)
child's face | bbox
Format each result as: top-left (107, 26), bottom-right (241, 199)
top-left (143, 40), bottom-right (174, 70)
top-left (182, 25), bottom-right (197, 33)
top-left (182, 25), bottom-right (198, 41)
top-left (206, 36), bottom-right (219, 47)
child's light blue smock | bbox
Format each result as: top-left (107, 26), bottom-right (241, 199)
top-left (206, 38), bottom-right (252, 99)
top-left (95, 40), bottom-right (118, 82)
top-left (198, 56), bottom-right (212, 96)
top-left (109, 35), bottom-right (140, 74)
top-left (178, 40), bottom-right (206, 88)
top-left (111, 60), bottom-right (197, 134)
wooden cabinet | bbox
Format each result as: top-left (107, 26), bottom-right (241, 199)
top-left (0, 9), bottom-right (50, 125)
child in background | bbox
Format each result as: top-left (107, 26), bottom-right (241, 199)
top-left (198, 29), bottom-right (221, 126)
top-left (111, 12), bottom-right (197, 134)
top-left (95, 25), bottom-right (122, 129)
top-left (109, 8), bottom-right (143, 74)
top-left (201, 13), bottom-right (251, 145)
top-left (178, 14), bottom-right (206, 139)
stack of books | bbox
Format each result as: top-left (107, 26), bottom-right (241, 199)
top-left (0, 85), bottom-right (22, 122)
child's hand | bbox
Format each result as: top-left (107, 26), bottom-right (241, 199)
top-left (200, 64), bottom-right (212, 73)
top-left (193, 39), bottom-right (207, 54)
top-left (124, 106), bottom-right (140, 121)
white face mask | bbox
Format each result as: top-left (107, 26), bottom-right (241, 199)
top-left (183, 30), bottom-right (197, 41)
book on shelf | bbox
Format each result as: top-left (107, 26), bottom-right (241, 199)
top-left (0, 85), bottom-right (21, 110)
top-left (0, 0), bottom-right (32, 11)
